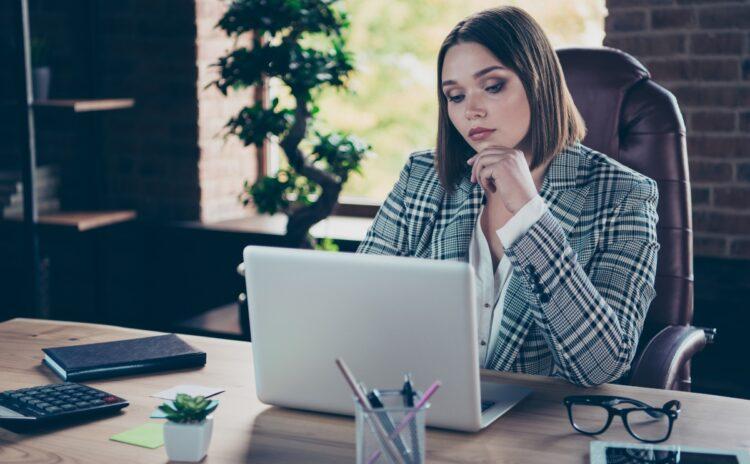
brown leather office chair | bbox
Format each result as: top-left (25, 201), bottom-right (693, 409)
top-left (557, 47), bottom-right (715, 391)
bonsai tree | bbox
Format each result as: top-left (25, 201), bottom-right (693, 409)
top-left (212, 0), bottom-right (371, 249)
top-left (159, 393), bottom-right (218, 423)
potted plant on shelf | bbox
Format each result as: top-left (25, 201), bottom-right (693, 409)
top-left (212, 0), bottom-right (372, 249)
top-left (159, 393), bottom-right (219, 462)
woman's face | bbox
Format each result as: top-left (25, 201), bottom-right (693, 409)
top-left (441, 42), bottom-right (531, 155)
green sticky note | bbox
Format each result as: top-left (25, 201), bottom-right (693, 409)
top-left (110, 422), bottom-right (164, 449)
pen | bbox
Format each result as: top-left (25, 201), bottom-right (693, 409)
top-left (401, 374), bottom-right (415, 407)
top-left (334, 358), bottom-right (405, 464)
top-left (366, 380), bottom-right (442, 464)
top-left (401, 374), bottom-right (420, 464)
top-left (367, 387), bottom-right (411, 460)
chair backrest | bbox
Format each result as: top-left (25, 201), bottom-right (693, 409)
top-left (556, 47), bottom-right (693, 354)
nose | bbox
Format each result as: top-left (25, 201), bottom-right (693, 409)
top-left (464, 92), bottom-right (486, 120)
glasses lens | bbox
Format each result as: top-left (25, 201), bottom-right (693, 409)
top-left (570, 403), bottom-right (609, 433)
top-left (627, 409), bottom-right (671, 442)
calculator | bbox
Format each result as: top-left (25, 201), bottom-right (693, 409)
top-left (0, 382), bottom-right (128, 432)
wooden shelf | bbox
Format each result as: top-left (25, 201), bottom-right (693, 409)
top-left (32, 99), bottom-right (135, 112)
top-left (39, 210), bottom-right (137, 230)
top-left (4, 210), bottom-right (137, 231)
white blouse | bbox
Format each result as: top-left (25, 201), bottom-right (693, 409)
top-left (468, 194), bottom-right (548, 367)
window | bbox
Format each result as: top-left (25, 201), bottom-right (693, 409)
top-left (267, 0), bottom-right (606, 213)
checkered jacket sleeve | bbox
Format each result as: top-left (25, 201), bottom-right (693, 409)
top-left (504, 177), bottom-right (660, 387)
top-left (356, 157), bottom-right (412, 256)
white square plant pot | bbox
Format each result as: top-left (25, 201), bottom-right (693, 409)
top-left (164, 415), bottom-right (214, 462)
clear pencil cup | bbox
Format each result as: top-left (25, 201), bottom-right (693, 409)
top-left (354, 389), bottom-right (429, 464)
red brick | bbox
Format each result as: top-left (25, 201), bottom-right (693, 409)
top-left (730, 239), bottom-right (750, 259)
top-left (699, 5), bottom-right (750, 29)
top-left (652, 8), bottom-right (697, 29)
top-left (738, 112), bottom-right (750, 131)
top-left (714, 187), bottom-right (750, 209)
top-left (693, 211), bottom-right (750, 234)
top-left (690, 32), bottom-right (744, 55)
top-left (670, 85), bottom-right (750, 108)
top-left (691, 187), bottom-right (710, 205)
top-left (609, 0), bottom-right (672, 6)
top-left (678, 0), bottom-right (746, 3)
top-left (647, 58), bottom-right (739, 81)
top-left (604, 34), bottom-right (686, 57)
top-left (689, 160), bottom-right (732, 182)
top-left (737, 163), bottom-right (750, 182)
top-left (691, 111), bottom-right (736, 132)
top-left (606, 11), bottom-right (648, 32)
top-left (688, 136), bottom-right (750, 158)
top-left (694, 235), bottom-right (728, 256)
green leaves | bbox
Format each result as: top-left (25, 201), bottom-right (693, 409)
top-left (211, 41), bottom-right (354, 96)
top-left (158, 394), bottom-right (219, 424)
top-left (238, 129), bottom-right (369, 215)
top-left (314, 236), bottom-right (339, 252)
top-left (311, 130), bottom-right (371, 180)
top-left (225, 98), bottom-right (294, 147)
top-left (217, 0), bottom-right (348, 38)
top-left (242, 169), bottom-right (320, 215)
top-left (215, 0), bottom-right (370, 245)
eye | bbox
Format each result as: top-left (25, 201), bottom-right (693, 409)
top-left (447, 94), bottom-right (464, 103)
top-left (486, 82), bottom-right (504, 93)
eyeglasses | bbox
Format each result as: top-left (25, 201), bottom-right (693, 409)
top-left (563, 395), bottom-right (680, 443)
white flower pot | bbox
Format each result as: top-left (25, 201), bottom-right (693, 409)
top-left (163, 415), bottom-right (214, 462)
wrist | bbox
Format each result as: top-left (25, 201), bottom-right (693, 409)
top-left (509, 192), bottom-right (538, 215)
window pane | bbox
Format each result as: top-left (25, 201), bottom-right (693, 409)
top-left (272, 0), bottom-right (606, 203)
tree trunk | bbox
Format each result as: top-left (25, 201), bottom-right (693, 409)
top-left (285, 180), bottom-right (342, 248)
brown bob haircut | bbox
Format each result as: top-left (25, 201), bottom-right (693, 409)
top-left (435, 6), bottom-right (586, 191)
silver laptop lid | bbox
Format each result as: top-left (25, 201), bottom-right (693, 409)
top-left (243, 245), bottom-right (483, 431)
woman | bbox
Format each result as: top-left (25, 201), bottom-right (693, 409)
top-left (357, 6), bottom-right (660, 387)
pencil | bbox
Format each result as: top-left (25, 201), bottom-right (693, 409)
top-left (334, 358), bottom-right (406, 464)
top-left (366, 380), bottom-right (442, 464)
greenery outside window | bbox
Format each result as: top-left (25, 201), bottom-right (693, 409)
top-left (264, 0), bottom-right (606, 217)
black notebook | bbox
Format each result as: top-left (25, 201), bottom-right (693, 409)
top-left (42, 334), bottom-right (206, 381)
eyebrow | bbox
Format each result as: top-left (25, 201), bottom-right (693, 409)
top-left (441, 65), bottom-right (506, 87)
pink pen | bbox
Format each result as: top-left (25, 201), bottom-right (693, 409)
top-left (365, 380), bottom-right (442, 464)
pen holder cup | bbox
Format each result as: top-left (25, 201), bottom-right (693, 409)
top-left (354, 389), bottom-right (429, 464)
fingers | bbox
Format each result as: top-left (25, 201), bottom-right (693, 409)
top-left (468, 151), bottom-right (515, 184)
top-left (467, 145), bottom-right (515, 165)
top-left (477, 164), bottom-right (497, 193)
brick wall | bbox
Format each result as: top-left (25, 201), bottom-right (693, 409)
top-left (97, 0), bottom-right (257, 222)
top-left (195, 0), bottom-right (256, 223)
top-left (605, 0), bottom-right (750, 259)
top-left (1, 0), bottom-right (258, 223)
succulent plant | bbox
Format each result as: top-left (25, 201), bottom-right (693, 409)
top-left (158, 394), bottom-right (218, 424)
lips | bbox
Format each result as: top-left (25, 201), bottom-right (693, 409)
top-left (469, 127), bottom-right (495, 141)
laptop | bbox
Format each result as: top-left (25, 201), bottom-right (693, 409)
top-left (242, 245), bottom-right (531, 432)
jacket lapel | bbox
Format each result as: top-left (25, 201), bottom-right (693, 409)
top-left (538, 144), bottom-right (590, 239)
top-left (420, 175), bottom-right (483, 260)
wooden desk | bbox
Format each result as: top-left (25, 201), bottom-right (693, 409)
top-left (1, 318), bottom-right (748, 463)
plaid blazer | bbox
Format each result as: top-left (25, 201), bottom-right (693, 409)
top-left (357, 141), bottom-right (660, 387)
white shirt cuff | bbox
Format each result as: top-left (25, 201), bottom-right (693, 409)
top-left (496, 195), bottom-right (547, 248)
